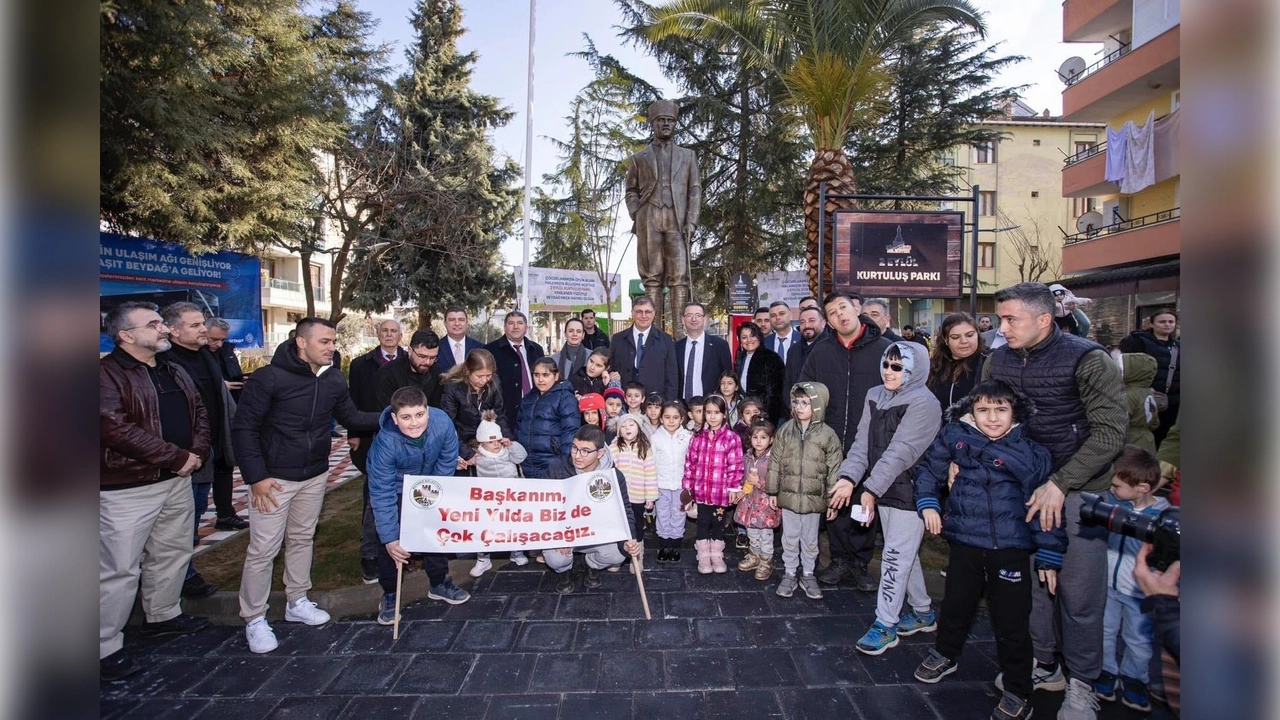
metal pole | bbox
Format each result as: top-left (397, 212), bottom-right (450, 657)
top-left (519, 0), bottom-right (536, 316)
top-left (816, 181), bottom-right (827, 299)
top-left (970, 184), bottom-right (980, 315)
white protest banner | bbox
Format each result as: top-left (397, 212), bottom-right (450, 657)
top-left (514, 266), bottom-right (622, 313)
top-left (397, 471), bottom-right (632, 554)
top-left (755, 270), bottom-right (810, 310)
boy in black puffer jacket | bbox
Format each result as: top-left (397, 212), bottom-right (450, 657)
top-left (912, 379), bottom-right (1068, 720)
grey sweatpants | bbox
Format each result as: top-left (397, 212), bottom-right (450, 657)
top-left (746, 528), bottom-right (774, 559)
top-left (876, 505), bottom-right (932, 627)
top-left (780, 509), bottom-right (819, 576)
top-left (1030, 492), bottom-right (1107, 681)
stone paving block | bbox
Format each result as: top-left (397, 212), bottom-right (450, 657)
top-left (392, 653), bottom-right (476, 694)
top-left (715, 591), bottom-right (772, 617)
top-left (728, 648), bottom-right (803, 688)
top-left (558, 692), bottom-right (632, 720)
top-left (145, 625), bottom-right (241, 657)
top-left (819, 589), bottom-right (876, 615)
top-left (112, 657), bottom-right (225, 698)
top-left (857, 644), bottom-right (927, 685)
top-left (607, 589), bottom-right (650, 619)
top-left (528, 652), bottom-right (600, 692)
top-left (918, 682), bottom-right (1003, 720)
top-left (443, 595), bottom-right (510, 621)
top-left (396, 598), bottom-right (451, 621)
top-left (681, 569), bottom-right (729, 592)
top-left (98, 698), bottom-right (137, 720)
top-left (662, 591), bottom-right (720, 618)
top-left (387, 620), bottom-right (464, 653)
top-left (189, 698), bottom-right (282, 719)
top-left (764, 590), bottom-right (831, 616)
top-left (459, 653), bottom-right (537, 695)
top-left (453, 620), bottom-right (519, 652)
top-left (482, 693), bottom-right (560, 720)
top-left (573, 620), bottom-right (634, 651)
top-left (325, 654), bottom-right (408, 693)
top-left (502, 593), bottom-right (559, 620)
top-left (265, 695), bottom-right (351, 720)
top-left (944, 642), bottom-right (1001, 683)
top-left (704, 689), bottom-right (785, 719)
top-left (128, 698), bottom-right (210, 719)
top-left (257, 656), bottom-right (351, 697)
top-left (185, 655), bottom-right (285, 696)
top-left (409, 695), bottom-right (490, 720)
top-left (514, 621), bottom-right (576, 651)
top-left (693, 617), bottom-right (751, 648)
top-left (632, 691), bottom-right (704, 718)
top-left (596, 650), bottom-right (664, 692)
top-left (272, 623), bottom-right (358, 656)
top-left (335, 695), bottom-right (421, 718)
top-left (634, 569), bottom-right (685, 592)
top-left (774, 687), bottom-right (857, 719)
top-left (634, 618), bottom-right (692, 649)
top-left (663, 649), bottom-right (733, 690)
top-left (847, 685), bottom-right (939, 720)
top-left (789, 646), bottom-right (873, 687)
top-left (792, 615), bottom-right (864, 646)
top-left (745, 616), bottom-right (805, 646)
top-left (487, 572), bottom-right (544, 593)
top-left (556, 593), bottom-right (610, 620)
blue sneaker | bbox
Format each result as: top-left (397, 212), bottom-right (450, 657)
top-left (856, 620), bottom-right (899, 656)
top-left (897, 608), bottom-right (938, 636)
top-left (427, 577), bottom-right (471, 605)
top-left (1093, 670), bottom-right (1118, 702)
top-left (376, 592), bottom-right (397, 626)
top-left (1120, 675), bottom-right (1152, 712)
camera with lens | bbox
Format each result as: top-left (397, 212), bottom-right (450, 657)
top-left (1079, 492), bottom-right (1180, 571)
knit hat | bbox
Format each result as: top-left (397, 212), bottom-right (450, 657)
top-left (617, 413), bottom-right (653, 438)
top-left (578, 393), bottom-right (606, 413)
top-left (475, 410), bottom-right (503, 443)
top-left (603, 387), bottom-right (626, 403)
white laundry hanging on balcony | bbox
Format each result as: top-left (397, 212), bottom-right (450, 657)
top-left (1153, 108), bottom-right (1180, 184)
top-left (1105, 123), bottom-right (1129, 184)
top-left (1121, 110), bottom-right (1157, 194)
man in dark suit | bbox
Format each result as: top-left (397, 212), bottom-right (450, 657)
top-left (438, 306), bottom-right (484, 372)
top-left (486, 311), bottom-right (545, 430)
top-left (763, 301), bottom-right (804, 393)
top-left (580, 308), bottom-right (610, 351)
top-left (675, 301), bottom-right (732, 402)
top-left (863, 297), bottom-right (903, 343)
top-left (611, 297), bottom-right (678, 401)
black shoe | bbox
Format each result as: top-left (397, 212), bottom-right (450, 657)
top-left (136, 613), bottom-right (209, 639)
top-left (851, 563), bottom-right (876, 592)
top-left (555, 572), bottom-right (576, 594)
top-left (100, 650), bottom-right (140, 681)
top-left (817, 558), bottom-right (851, 586)
top-left (655, 547), bottom-right (669, 563)
top-left (584, 567), bottom-right (602, 590)
top-left (214, 515), bottom-right (249, 531)
top-left (181, 573), bottom-right (218, 598)
top-left (361, 558), bottom-right (379, 585)
top-left (735, 533), bottom-right (749, 550)
top-left (671, 548), bottom-right (681, 562)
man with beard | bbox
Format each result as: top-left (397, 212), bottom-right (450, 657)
top-left (203, 317), bottom-right (249, 531)
top-left (376, 329), bottom-right (443, 408)
top-left (791, 305), bottom-right (828, 390)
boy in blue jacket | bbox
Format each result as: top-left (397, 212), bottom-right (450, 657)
top-left (912, 380), bottom-right (1068, 720)
top-left (367, 386), bottom-right (470, 625)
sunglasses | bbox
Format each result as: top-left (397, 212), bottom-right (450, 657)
top-left (1052, 290), bottom-right (1066, 296)
top-left (882, 361), bottom-right (905, 372)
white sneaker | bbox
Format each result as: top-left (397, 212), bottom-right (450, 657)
top-left (245, 618), bottom-right (278, 654)
top-left (510, 551), bottom-right (529, 567)
top-left (996, 661), bottom-right (1067, 693)
top-left (284, 597), bottom-right (331, 626)
top-left (470, 554), bottom-right (493, 577)
top-left (1058, 677), bottom-right (1101, 720)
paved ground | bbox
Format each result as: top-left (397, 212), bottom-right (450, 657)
top-left (101, 553), bottom-right (1156, 719)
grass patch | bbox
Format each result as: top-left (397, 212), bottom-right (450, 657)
top-left (195, 475), bottom-right (368, 591)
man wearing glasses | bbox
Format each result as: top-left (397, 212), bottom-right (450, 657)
top-left (541, 426), bottom-right (644, 594)
top-left (675, 301), bottom-right (732, 403)
top-left (375, 329), bottom-right (443, 408)
top-left (100, 302), bottom-right (213, 681)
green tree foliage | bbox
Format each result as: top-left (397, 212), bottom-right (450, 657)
top-left (847, 26), bottom-right (1025, 200)
top-left (343, 0), bottom-right (520, 328)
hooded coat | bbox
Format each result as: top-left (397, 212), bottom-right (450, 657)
top-left (1118, 352), bottom-right (1160, 454)
top-left (835, 342), bottom-right (942, 512)
top-left (514, 379), bottom-right (581, 478)
top-left (798, 316), bottom-right (893, 451)
top-left (366, 406), bottom-right (459, 544)
top-left (765, 382), bottom-right (845, 514)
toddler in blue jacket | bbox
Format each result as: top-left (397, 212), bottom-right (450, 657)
top-left (912, 380), bottom-right (1068, 720)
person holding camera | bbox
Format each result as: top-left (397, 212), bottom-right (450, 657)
top-left (1093, 447), bottom-right (1170, 712)
top-left (1134, 542), bottom-right (1180, 717)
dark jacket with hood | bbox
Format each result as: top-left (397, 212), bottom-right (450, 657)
top-left (765, 381), bottom-right (845, 514)
top-left (545, 454), bottom-right (638, 553)
top-left (375, 355), bottom-right (443, 409)
top-left (914, 393), bottom-right (1067, 568)
top-left (366, 405), bottom-right (459, 544)
top-left (440, 379), bottom-right (511, 461)
top-left (835, 342), bottom-right (941, 512)
top-left (515, 379), bottom-right (581, 478)
top-left (1117, 330), bottom-right (1179, 406)
top-left (231, 341), bottom-right (380, 484)
top-left (798, 316), bottom-right (894, 451)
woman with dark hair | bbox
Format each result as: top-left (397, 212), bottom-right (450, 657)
top-left (926, 313), bottom-right (988, 412)
top-left (552, 318), bottom-right (591, 381)
top-left (440, 349), bottom-right (510, 473)
top-left (1118, 308), bottom-right (1180, 446)
top-left (734, 322), bottom-right (787, 423)
top-left (515, 357), bottom-right (582, 479)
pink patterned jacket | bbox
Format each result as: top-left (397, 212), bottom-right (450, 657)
top-left (683, 426), bottom-right (745, 507)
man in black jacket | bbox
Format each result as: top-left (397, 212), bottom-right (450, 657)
top-left (611, 297), bottom-right (678, 401)
top-left (799, 291), bottom-right (891, 591)
top-left (231, 317), bottom-right (381, 654)
top-left (205, 317), bottom-right (250, 531)
top-left (675, 301), bottom-right (732, 402)
top-left (375, 329), bottom-right (443, 407)
top-left (486, 311), bottom-right (545, 430)
top-left (580, 308), bottom-right (610, 350)
top-left (792, 305), bottom-right (828, 390)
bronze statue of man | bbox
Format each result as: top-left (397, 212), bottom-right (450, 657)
top-left (624, 99), bottom-right (701, 337)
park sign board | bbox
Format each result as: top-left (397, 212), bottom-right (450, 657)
top-left (832, 211), bottom-right (963, 298)
top-left (397, 472), bottom-right (632, 554)
top-left (726, 272), bottom-right (755, 314)
top-left (515, 266), bottom-right (622, 313)
top-left (755, 270), bottom-right (809, 310)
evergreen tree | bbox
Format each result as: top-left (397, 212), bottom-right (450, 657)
top-left (344, 0), bottom-right (521, 327)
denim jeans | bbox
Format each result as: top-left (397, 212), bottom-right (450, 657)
top-left (1103, 588), bottom-right (1154, 682)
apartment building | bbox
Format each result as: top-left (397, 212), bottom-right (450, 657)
top-left (1057, 0), bottom-right (1180, 345)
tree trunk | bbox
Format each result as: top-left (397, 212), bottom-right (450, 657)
top-left (803, 147), bottom-right (858, 296)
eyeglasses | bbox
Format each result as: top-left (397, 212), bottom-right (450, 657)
top-left (570, 446), bottom-right (602, 457)
top-left (1052, 290), bottom-right (1066, 296)
top-left (123, 320), bottom-right (166, 332)
top-left (790, 398), bottom-right (811, 408)
top-left (882, 361), bottom-right (905, 372)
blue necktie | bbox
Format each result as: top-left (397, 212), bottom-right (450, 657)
top-left (635, 332), bottom-right (645, 369)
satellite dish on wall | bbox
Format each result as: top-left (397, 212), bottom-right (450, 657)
top-left (1057, 57), bottom-right (1087, 85)
top-left (1076, 210), bottom-right (1104, 233)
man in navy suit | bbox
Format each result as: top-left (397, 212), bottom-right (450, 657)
top-left (674, 301), bottom-right (731, 403)
top-left (438, 306), bottom-right (484, 372)
top-left (485, 311), bottom-right (544, 429)
top-left (763, 301), bottom-right (804, 393)
top-left (610, 297), bottom-right (678, 401)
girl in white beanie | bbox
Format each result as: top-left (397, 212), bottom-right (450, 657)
top-left (468, 411), bottom-right (528, 577)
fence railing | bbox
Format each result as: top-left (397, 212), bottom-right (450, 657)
top-left (1064, 43), bottom-right (1132, 87)
top-left (1064, 207), bottom-right (1180, 245)
top-left (1063, 141), bottom-right (1107, 167)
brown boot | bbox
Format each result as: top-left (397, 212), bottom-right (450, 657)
top-left (754, 556), bottom-right (774, 581)
top-left (737, 551), bottom-right (760, 572)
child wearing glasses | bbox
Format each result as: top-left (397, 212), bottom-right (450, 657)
top-left (833, 342), bottom-right (942, 656)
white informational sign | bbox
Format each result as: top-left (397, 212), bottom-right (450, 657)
top-left (515, 266), bottom-right (622, 313)
top-left (397, 472), bottom-right (632, 554)
top-left (754, 270), bottom-right (810, 310)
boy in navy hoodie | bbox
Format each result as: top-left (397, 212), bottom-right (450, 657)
top-left (912, 380), bottom-right (1068, 720)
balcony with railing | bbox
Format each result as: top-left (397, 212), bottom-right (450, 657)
top-left (1062, 207), bottom-right (1180, 273)
top-left (1062, 141), bottom-right (1116, 198)
top-left (261, 277), bottom-right (328, 308)
top-left (1062, 25), bottom-right (1179, 122)
top-left (1064, 0), bottom-right (1132, 43)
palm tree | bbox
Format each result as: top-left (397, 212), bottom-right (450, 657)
top-left (645, 0), bottom-right (985, 294)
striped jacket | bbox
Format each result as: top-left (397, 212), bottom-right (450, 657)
top-left (611, 444), bottom-right (658, 503)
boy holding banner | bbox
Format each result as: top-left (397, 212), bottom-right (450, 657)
top-left (368, 387), bottom-right (471, 625)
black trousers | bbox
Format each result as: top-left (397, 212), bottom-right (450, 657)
top-left (212, 460), bottom-right (236, 519)
top-left (373, 493), bottom-right (450, 593)
top-left (936, 543), bottom-right (1035, 699)
top-left (631, 503), bottom-right (648, 543)
top-left (695, 503), bottom-right (726, 540)
top-left (826, 486), bottom-right (878, 567)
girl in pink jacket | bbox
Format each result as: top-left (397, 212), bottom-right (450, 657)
top-left (683, 395), bottom-right (744, 574)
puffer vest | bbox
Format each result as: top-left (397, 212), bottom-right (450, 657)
top-left (864, 403), bottom-right (915, 511)
top-left (987, 328), bottom-right (1102, 473)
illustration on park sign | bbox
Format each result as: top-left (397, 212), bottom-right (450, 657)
top-left (831, 211), bottom-right (963, 298)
